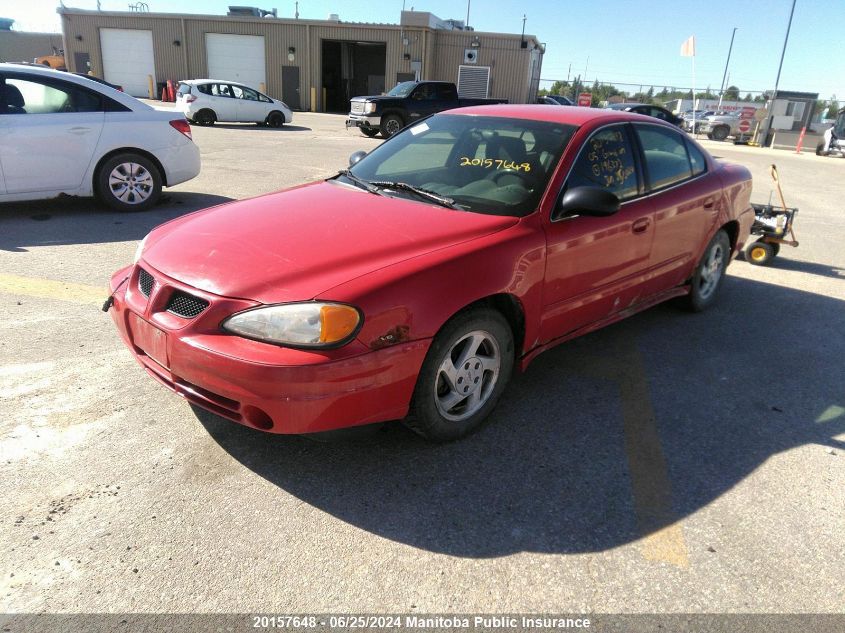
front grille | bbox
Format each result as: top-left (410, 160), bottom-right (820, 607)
top-left (165, 291), bottom-right (209, 318)
top-left (351, 101), bottom-right (364, 114)
top-left (138, 268), bottom-right (154, 297)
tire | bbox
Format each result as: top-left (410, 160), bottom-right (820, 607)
top-left (267, 111), bottom-right (285, 128)
top-left (405, 308), bottom-right (514, 442)
top-left (193, 109), bottom-right (216, 126)
top-left (711, 126), bottom-right (730, 141)
top-left (746, 239), bottom-right (776, 266)
top-left (816, 142), bottom-right (828, 156)
top-left (683, 230), bottom-right (731, 312)
top-left (379, 114), bottom-right (404, 138)
top-left (95, 153), bottom-right (162, 212)
top-left (360, 127), bottom-right (379, 138)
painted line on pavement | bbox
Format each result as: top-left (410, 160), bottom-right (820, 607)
top-left (0, 273), bottom-right (105, 306)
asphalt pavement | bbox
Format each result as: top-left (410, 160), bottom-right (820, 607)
top-left (1, 112), bottom-right (843, 618)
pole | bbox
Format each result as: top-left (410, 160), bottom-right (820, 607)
top-left (765, 0), bottom-right (797, 146)
top-left (718, 27), bottom-right (738, 111)
top-left (520, 14), bottom-right (526, 44)
top-left (465, 0), bottom-right (470, 28)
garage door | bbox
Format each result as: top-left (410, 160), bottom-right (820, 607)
top-left (100, 28), bottom-right (155, 98)
top-left (206, 34), bottom-right (266, 90)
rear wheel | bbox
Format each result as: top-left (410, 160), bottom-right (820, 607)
top-left (360, 127), bottom-right (379, 138)
top-left (816, 142), bottom-right (828, 156)
top-left (746, 239), bottom-right (776, 266)
top-left (267, 111), bottom-right (285, 128)
top-left (682, 230), bottom-right (730, 311)
top-left (95, 153), bottom-right (162, 212)
top-left (380, 114), bottom-right (404, 138)
top-left (405, 308), bottom-right (514, 442)
top-left (193, 109), bottom-right (216, 126)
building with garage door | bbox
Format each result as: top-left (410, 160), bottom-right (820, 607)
top-left (57, 7), bottom-right (544, 111)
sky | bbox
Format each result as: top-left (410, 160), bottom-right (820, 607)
top-left (2, 0), bottom-right (843, 101)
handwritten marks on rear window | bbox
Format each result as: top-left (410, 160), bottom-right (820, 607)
top-left (570, 127), bottom-right (637, 199)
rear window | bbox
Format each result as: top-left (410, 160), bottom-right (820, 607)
top-left (178, 83), bottom-right (193, 95)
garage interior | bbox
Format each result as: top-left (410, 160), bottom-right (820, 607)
top-left (321, 40), bottom-right (386, 112)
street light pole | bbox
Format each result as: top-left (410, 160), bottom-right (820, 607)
top-left (717, 27), bottom-right (738, 110)
top-left (765, 0), bottom-right (797, 146)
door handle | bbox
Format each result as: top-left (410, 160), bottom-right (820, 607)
top-left (632, 217), bottom-right (651, 233)
top-left (703, 199), bottom-right (715, 209)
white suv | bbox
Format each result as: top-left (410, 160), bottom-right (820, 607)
top-left (0, 63), bottom-right (200, 211)
top-left (176, 80), bottom-right (293, 127)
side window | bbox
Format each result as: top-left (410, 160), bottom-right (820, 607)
top-left (196, 84), bottom-right (211, 95)
top-left (438, 84), bottom-right (457, 101)
top-left (230, 85), bottom-right (244, 99)
top-left (2, 77), bottom-right (101, 115)
top-left (634, 125), bottom-right (693, 190)
top-left (565, 126), bottom-right (638, 200)
top-left (211, 84), bottom-right (231, 97)
top-left (258, 93), bottom-right (272, 103)
top-left (650, 107), bottom-right (670, 121)
top-left (685, 139), bottom-right (707, 176)
top-left (411, 84), bottom-right (435, 101)
top-left (240, 87), bottom-right (259, 101)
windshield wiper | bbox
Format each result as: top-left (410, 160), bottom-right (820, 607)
top-left (368, 181), bottom-right (460, 209)
top-left (334, 169), bottom-right (382, 196)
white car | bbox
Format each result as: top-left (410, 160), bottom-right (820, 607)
top-left (0, 63), bottom-right (200, 211)
top-left (176, 80), bottom-right (293, 127)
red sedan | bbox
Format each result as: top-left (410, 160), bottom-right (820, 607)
top-left (107, 105), bottom-right (754, 442)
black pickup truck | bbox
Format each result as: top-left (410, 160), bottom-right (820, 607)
top-left (345, 80), bottom-right (507, 138)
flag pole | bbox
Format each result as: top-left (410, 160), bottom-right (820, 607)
top-left (692, 51), bottom-right (696, 135)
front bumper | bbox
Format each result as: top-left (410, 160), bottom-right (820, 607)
top-left (108, 264), bottom-right (430, 434)
top-left (345, 113), bottom-right (381, 129)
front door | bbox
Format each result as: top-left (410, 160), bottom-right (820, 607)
top-left (231, 84), bottom-right (266, 122)
top-left (540, 124), bottom-right (655, 342)
top-left (282, 66), bottom-right (300, 110)
top-left (0, 73), bottom-right (104, 194)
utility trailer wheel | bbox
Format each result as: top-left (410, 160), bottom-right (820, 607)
top-left (746, 240), bottom-right (776, 266)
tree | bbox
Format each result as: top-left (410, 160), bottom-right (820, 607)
top-left (724, 85), bottom-right (740, 100)
top-left (743, 93), bottom-right (754, 102)
top-left (826, 99), bottom-right (840, 119)
top-left (549, 80), bottom-right (568, 95)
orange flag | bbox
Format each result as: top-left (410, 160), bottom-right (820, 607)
top-left (680, 36), bottom-right (696, 57)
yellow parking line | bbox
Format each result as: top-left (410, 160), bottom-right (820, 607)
top-left (576, 334), bottom-right (690, 568)
top-left (0, 273), bottom-right (105, 306)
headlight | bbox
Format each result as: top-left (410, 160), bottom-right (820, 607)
top-left (364, 102), bottom-right (376, 114)
top-left (134, 234), bottom-right (149, 264)
top-left (222, 302), bottom-right (362, 348)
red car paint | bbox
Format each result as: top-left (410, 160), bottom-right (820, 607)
top-left (109, 105), bottom-right (754, 434)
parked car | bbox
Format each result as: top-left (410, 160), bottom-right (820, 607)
top-left (606, 102), bottom-right (684, 127)
top-left (698, 111), bottom-right (746, 141)
top-left (108, 105), bottom-right (753, 442)
top-left (682, 110), bottom-right (715, 132)
top-left (346, 80), bottom-right (507, 138)
top-left (538, 94), bottom-right (575, 106)
top-left (0, 63), bottom-right (200, 211)
top-left (175, 79), bottom-right (293, 127)
top-left (71, 72), bottom-right (123, 92)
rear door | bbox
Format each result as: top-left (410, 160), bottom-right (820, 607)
top-left (0, 73), bottom-right (104, 194)
top-left (632, 123), bottom-right (720, 292)
top-left (540, 124), bottom-right (655, 341)
top-left (206, 83), bottom-right (237, 121)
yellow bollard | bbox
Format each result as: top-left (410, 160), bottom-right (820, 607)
top-left (259, 82), bottom-right (266, 94)
top-left (310, 87), bottom-right (316, 112)
top-left (147, 74), bottom-right (154, 99)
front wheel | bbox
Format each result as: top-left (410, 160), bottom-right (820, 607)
top-left (95, 153), bottom-right (162, 212)
top-left (683, 230), bottom-right (730, 312)
top-left (405, 309), bottom-right (514, 442)
top-left (711, 126), bottom-right (730, 141)
top-left (267, 111), bottom-right (285, 128)
top-left (380, 114), bottom-right (404, 138)
top-left (360, 127), bottom-right (379, 138)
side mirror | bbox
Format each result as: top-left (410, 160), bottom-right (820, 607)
top-left (553, 186), bottom-right (620, 221)
top-left (348, 150), bottom-right (367, 166)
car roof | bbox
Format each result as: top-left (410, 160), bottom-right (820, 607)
top-left (446, 103), bottom-right (678, 127)
top-left (0, 62), bottom-right (146, 109)
top-left (183, 79), bottom-right (255, 88)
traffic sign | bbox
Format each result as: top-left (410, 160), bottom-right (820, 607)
top-left (754, 108), bottom-right (768, 122)
top-left (738, 119), bottom-right (752, 133)
top-left (577, 92), bottom-right (592, 107)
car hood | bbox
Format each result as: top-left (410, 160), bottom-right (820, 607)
top-left (351, 95), bottom-right (400, 103)
top-left (142, 181), bottom-right (519, 303)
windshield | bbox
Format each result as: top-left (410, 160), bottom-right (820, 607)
top-left (346, 114), bottom-right (577, 217)
top-left (387, 82), bottom-right (417, 97)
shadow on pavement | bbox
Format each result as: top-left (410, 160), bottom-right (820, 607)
top-left (207, 124), bottom-right (312, 132)
top-left (193, 275), bottom-right (845, 558)
top-left (0, 192), bottom-right (234, 251)
top-left (740, 255), bottom-right (845, 280)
